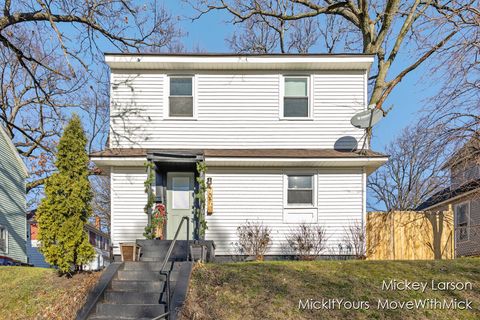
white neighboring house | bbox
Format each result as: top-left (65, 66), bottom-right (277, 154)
top-left (91, 53), bottom-right (388, 259)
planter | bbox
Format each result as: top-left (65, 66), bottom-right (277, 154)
top-left (190, 244), bottom-right (207, 262)
top-left (119, 242), bottom-right (141, 262)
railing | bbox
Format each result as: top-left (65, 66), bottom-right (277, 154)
top-left (151, 216), bottom-right (190, 320)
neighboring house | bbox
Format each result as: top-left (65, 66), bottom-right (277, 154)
top-left (27, 210), bottom-right (111, 269)
top-left (0, 125), bottom-right (28, 264)
top-left (417, 138), bottom-right (480, 257)
top-left (91, 53), bottom-right (388, 259)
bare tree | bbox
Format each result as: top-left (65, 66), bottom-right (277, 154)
top-left (368, 120), bottom-right (449, 211)
top-left (0, 1), bottom-right (183, 193)
top-left (227, 16), bottom-right (279, 53)
top-left (91, 175), bottom-right (111, 234)
top-left (425, 4), bottom-right (479, 150)
top-left (189, 0), bottom-right (476, 112)
top-left (287, 17), bottom-right (319, 53)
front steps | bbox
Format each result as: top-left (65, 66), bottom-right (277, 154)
top-left (87, 260), bottom-right (178, 319)
top-left (83, 240), bottom-right (202, 320)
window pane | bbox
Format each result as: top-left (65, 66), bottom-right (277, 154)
top-left (459, 227), bottom-right (468, 241)
top-left (288, 175), bottom-right (312, 189)
top-left (170, 77), bottom-right (192, 96)
top-left (288, 190), bottom-right (313, 204)
top-left (169, 97), bottom-right (193, 117)
top-left (285, 78), bottom-right (307, 96)
top-left (456, 204), bottom-right (467, 224)
top-left (284, 97), bottom-right (308, 117)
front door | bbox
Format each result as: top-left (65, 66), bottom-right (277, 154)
top-left (166, 172), bottom-right (195, 240)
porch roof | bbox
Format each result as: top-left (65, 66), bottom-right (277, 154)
top-left (90, 148), bottom-right (388, 175)
top-left (90, 148), bottom-right (386, 159)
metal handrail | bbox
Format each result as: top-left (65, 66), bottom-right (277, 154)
top-left (153, 216), bottom-right (190, 320)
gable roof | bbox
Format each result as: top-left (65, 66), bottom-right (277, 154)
top-left (442, 137), bottom-right (480, 170)
top-left (416, 179), bottom-right (480, 210)
top-left (104, 53), bottom-right (374, 71)
top-left (0, 125), bottom-right (29, 177)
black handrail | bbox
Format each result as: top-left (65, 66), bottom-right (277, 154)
top-left (152, 216), bottom-right (190, 320)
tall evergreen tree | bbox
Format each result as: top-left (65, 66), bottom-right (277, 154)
top-left (37, 114), bottom-right (95, 274)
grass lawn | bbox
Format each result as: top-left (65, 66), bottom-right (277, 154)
top-left (181, 258), bottom-right (480, 320)
top-left (0, 267), bottom-right (101, 319)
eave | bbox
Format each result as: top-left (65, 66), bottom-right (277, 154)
top-left (204, 156), bottom-right (388, 175)
top-left (104, 53), bottom-right (374, 71)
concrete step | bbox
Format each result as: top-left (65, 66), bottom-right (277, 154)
top-left (117, 270), bottom-right (161, 281)
top-left (110, 280), bottom-right (167, 292)
top-left (116, 270), bottom-right (181, 282)
top-left (95, 303), bottom-right (165, 318)
top-left (139, 256), bottom-right (191, 263)
top-left (104, 291), bottom-right (163, 304)
top-left (122, 261), bottom-right (174, 271)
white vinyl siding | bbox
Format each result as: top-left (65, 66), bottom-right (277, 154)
top-left (110, 71), bottom-right (365, 149)
top-left (111, 167), bottom-right (148, 255)
top-left (205, 167), bottom-right (364, 255)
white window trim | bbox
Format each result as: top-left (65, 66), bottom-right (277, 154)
top-left (279, 74), bottom-right (314, 120)
top-left (164, 74), bottom-right (198, 120)
top-left (283, 171), bottom-right (318, 209)
top-left (455, 201), bottom-right (470, 242)
top-left (0, 225), bottom-right (8, 254)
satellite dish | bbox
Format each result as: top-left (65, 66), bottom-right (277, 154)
top-left (350, 107), bottom-right (384, 129)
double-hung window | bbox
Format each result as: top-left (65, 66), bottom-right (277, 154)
top-left (283, 76), bottom-right (310, 118)
top-left (0, 225), bottom-right (7, 252)
top-left (169, 76), bottom-right (194, 117)
top-left (455, 202), bottom-right (470, 241)
top-left (287, 175), bottom-right (314, 206)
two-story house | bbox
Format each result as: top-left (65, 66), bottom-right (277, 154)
top-left (91, 53), bottom-right (388, 260)
top-left (417, 138), bottom-right (480, 257)
top-left (0, 125), bottom-right (28, 264)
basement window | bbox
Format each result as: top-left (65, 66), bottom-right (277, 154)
top-left (169, 76), bottom-right (194, 117)
top-left (455, 201), bottom-right (470, 241)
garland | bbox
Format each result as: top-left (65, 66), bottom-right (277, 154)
top-left (195, 161), bottom-right (208, 238)
top-left (143, 161), bottom-right (157, 239)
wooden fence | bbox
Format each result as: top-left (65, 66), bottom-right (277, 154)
top-left (366, 210), bottom-right (454, 260)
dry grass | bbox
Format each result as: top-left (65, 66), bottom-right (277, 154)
top-left (181, 258), bottom-right (480, 320)
top-left (0, 267), bottom-right (101, 319)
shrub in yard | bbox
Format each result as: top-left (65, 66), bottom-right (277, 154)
top-left (236, 221), bottom-right (271, 261)
top-left (36, 114), bottom-right (95, 274)
top-left (286, 223), bottom-right (327, 260)
top-left (343, 221), bottom-right (366, 259)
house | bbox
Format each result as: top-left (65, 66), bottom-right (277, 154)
top-left (417, 138), bottom-right (480, 257)
top-left (91, 53), bottom-right (388, 260)
top-left (27, 210), bottom-right (111, 269)
top-left (0, 125), bottom-right (28, 264)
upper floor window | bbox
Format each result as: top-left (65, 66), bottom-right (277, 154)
top-left (283, 76), bottom-right (310, 118)
top-left (169, 76), bottom-right (194, 117)
top-left (455, 201), bottom-right (470, 241)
